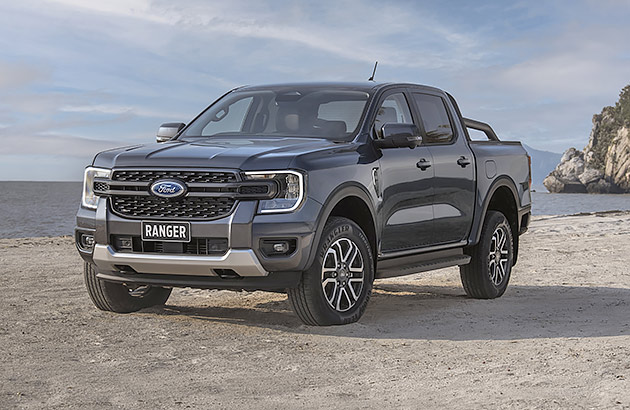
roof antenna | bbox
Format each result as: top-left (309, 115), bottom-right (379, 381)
top-left (368, 61), bottom-right (378, 81)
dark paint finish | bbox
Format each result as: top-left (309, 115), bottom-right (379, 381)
top-left (378, 145), bottom-right (435, 252)
top-left (414, 89), bottom-right (476, 244)
top-left (93, 136), bottom-right (342, 172)
top-left (78, 81), bottom-right (531, 290)
top-left (467, 141), bottom-right (531, 245)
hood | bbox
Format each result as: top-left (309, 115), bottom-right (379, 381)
top-left (92, 136), bottom-right (341, 171)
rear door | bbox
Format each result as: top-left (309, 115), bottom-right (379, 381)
top-left (410, 91), bottom-right (475, 244)
top-left (376, 89), bottom-right (435, 253)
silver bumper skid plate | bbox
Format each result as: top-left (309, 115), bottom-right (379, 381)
top-left (92, 244), bottom-right (268, 277)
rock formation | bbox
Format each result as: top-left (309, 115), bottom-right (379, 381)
top-left (544, 85), bottom-right (630, 193)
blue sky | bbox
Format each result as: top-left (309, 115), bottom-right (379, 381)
top-left (0, 0), bottom-right (629, 180)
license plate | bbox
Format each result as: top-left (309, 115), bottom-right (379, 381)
top-left (141, 221), bottom-right (191, 242)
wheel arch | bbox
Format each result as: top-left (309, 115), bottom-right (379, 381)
top-left (306, 183), bottom-right (378, 270)
top-left (470, 176), bottom-right (521, 265)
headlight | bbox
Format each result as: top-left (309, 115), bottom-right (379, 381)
top-left (243, 170), bottom-right (304, 213)
top-left (82, 167), bottom-right (111, 209)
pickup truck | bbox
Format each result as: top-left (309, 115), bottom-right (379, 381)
top-left (76, 82), bottom-right (531, 326)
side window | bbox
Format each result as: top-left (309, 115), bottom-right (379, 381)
top-left (374, 93), bottom-right (413, 138)
top-left (201, 97), bottom-right (253, 136)
top-left (413, 93), bottom-right (454, 144)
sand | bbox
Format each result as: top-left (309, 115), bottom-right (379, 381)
top-left (1, 213), bottom-right (629, 409)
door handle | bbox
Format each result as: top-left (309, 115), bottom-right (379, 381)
top-left (416, 158), bottom-right (432, 171)
top-left (457, 156), bottom-right (471, 168)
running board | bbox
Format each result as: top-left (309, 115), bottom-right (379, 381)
top-left (376, 248), bottom-right (471, 279)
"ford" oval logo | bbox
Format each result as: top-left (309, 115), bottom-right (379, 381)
top-left (150, 180), bottom-right (187, 199)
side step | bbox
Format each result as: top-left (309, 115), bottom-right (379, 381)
top-left (376, 248), bottom-right (471, 279)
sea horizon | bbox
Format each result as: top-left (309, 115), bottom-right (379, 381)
top-left (2, 181), bottom-right (630, 239)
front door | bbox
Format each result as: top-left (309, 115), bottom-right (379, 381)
top-left (376, 91), bottom-right (435, 253)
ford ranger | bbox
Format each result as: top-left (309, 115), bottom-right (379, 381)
top-left (76, 82), bottom-right (531, 325)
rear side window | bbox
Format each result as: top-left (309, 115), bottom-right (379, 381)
top-left (413, 93), bottom-right (454, 144)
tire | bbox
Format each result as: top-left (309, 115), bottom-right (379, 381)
top-left (288, 217), bottom-right (374, 326)
top-left (84, 262), bottom-right (172, 313)
top-left (460, 210), bottom-right (514, 299)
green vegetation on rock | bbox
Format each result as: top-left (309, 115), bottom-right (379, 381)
top-left (617, 85), bottom-right (630, 127)
top-left (588, 85), bottom-right (630, 171)
top-left (544, 84), bottom-right (630, 193)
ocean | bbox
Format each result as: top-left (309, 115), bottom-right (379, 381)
top-left (1, 182), bottom-right (629, 239)
top-left (0, 182), bottom-right (83, 239)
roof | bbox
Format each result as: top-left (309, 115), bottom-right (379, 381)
top-left (236, 81), bottom-right (444, 94)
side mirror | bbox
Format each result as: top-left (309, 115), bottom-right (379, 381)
top-left (157, 122), bottom-right (185, 143)
top-left (373, 123), bottom-right (422, 149)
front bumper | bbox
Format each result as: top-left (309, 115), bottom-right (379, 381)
top-left (92, 245), bottom-right (267, 276)
top-left (95, 270), bottom-right (301, 292)
top-left (76, 196), bottom-right (322, 287)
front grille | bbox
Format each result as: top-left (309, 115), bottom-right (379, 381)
top-left (112, 170), bottom-right (237, 184)
top-left (112, 235), bottom-right (228, 255)
top-left (93, 181), bottom-right (109, 192)
top-left (101, 169), bottom-right (269, 220)
top-left (239, 185), bottom-right (269, 195)
top-left (111, 196), bottom-right (235, 219)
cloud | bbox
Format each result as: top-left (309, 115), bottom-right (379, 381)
top-left (42, 0), bottom-right (162, 22)
top-left (43, 0), bottom-right (487, 70)
top-left (1, 0), bottom-right (629, 178)
top-left (494, 27), bottom-right (629, 101)
top-left (0, 133), bottom-right (124, 157)
top-left (59, 103), bottom-right (191, 119)
top-left (0, 154), bottom-right (92, 180)
top-left (0, 61), bottom-right (50, 89)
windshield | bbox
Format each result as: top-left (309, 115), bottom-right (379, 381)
top-left (181, 88), bottom-right (370, 141)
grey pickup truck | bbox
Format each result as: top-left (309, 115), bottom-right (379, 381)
top-left (76, 82), bottom-right (531, 325)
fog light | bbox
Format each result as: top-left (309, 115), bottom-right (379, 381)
top-left (260, 239), bottom-right (296, 257)
top-left (80, 234), bottom-right (94, 249)
top-left (273, 242), bottom-right (289, 253)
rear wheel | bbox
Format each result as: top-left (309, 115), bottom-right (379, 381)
top-left (460, 210), bottom-right (514, 299)
top-left (84, 262), bottom-right (172, 313)
top-left (288, 217), bottom-right (374, 325)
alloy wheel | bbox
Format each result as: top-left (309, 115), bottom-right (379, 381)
top-left (488, 226), bottom-right (509, 286)
top-left (321, 238), bottom-right (365, 312)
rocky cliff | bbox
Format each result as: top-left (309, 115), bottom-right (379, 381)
top-left (523, 144), bottom-right (562, 186)
top-left (544, 85), bottom-right (630, 193)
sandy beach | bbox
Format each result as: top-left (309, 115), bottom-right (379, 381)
top-left (1, 212), bottom-right (629, 409)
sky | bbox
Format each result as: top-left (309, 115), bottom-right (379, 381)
top-left (0, 0), bottom-right (629, 181)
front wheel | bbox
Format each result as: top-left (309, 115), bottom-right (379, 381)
top-left (84, 262), bottom-right (172, 313)
top-left (288, 217), bottom-right (374, 326)
top-left (460, 210), bottom-right (514, 299)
